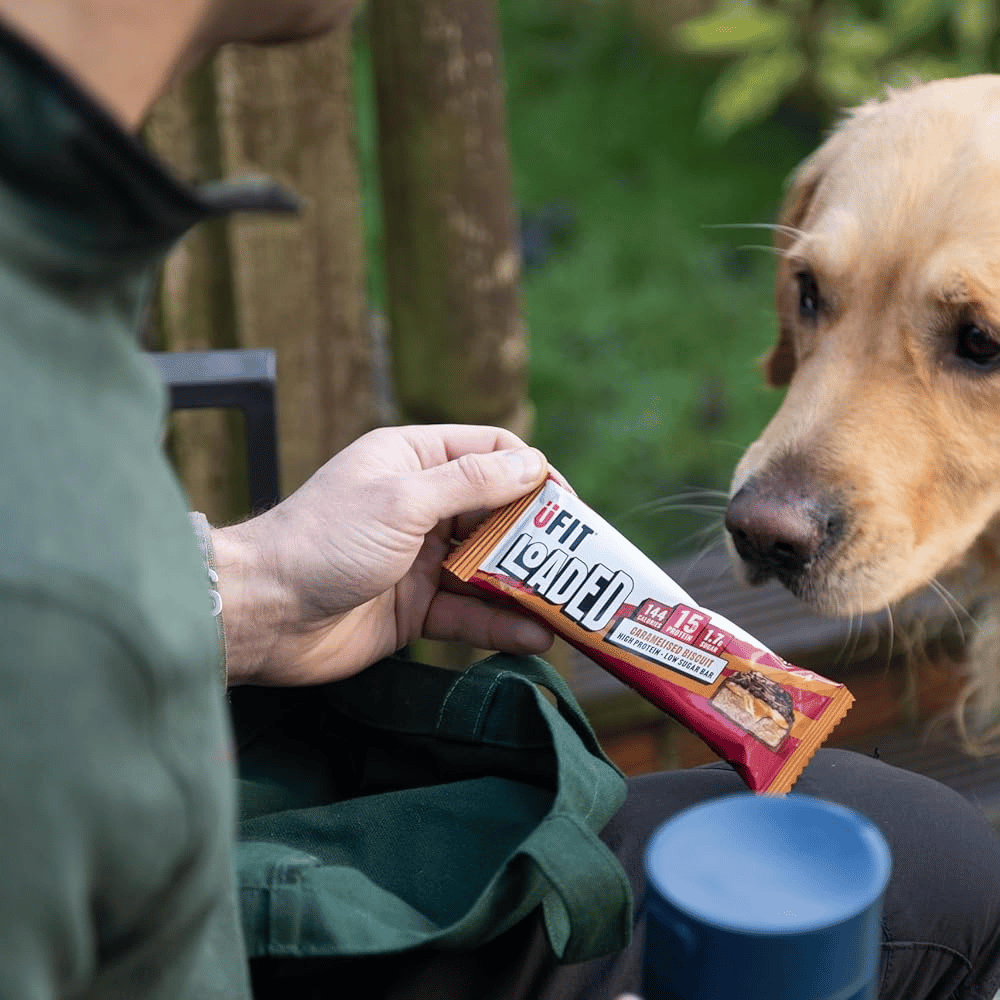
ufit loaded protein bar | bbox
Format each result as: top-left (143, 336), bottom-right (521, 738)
top-left (443, 479), bottom-right (854, 795)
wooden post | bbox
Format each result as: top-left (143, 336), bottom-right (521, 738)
top-left (216, 32), bottom-right (379, 496)
top-left (149, 26), bottom-right (378, 510)
top-left (145, 61), bottom-right (248, 526)
top-left (370, 0), bottom-right (532, 439)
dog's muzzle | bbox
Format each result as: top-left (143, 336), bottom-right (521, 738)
top-left (726, 477), bottom-right (845, 590)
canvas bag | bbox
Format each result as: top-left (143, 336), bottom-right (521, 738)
top-left (230, 653), bottom-right (633, 965)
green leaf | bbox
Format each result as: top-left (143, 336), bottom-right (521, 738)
top-left (950, 0), bottom-right (996, 60)
top-left (885, 54), bottom-right (965, 85)
top-left (674, 4), bottom-right (793, 55)
top-left (821, 19), bottom-right (894, 61)
top-left (816, 54), bottom-right (884, 106)
top-left (699, 49), bottom-right (808, 141)
top-left (886, 0), bottom-right (951, 41)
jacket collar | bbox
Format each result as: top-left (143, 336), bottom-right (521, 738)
top-left (0, 19), bottom-right (296, 280)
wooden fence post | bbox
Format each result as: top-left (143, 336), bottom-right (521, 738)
top-left (145, 61), bottom-right (248, 526)
top-left (370, 0), bottom-right (532, 439)
top-left (216, 32), bottom-right (378, 496)
top-left (148, 25), bottom-right (378, 513)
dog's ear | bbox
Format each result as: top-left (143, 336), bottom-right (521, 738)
top-left (763, 160), bottom-right (824, 386)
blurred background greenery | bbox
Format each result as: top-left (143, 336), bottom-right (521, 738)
top-left (352, 0), bottom-right (999, 565)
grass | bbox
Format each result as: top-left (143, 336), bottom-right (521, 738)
top-left (354, 2), bottom-right (822, 563)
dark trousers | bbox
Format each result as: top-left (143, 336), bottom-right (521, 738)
top-left (250, 749), bottom-right (1000, 1000)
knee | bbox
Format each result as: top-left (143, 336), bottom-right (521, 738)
top-left (798, 750), bottom-right (1000, 964)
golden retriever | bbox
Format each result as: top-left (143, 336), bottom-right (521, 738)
top-left (725, 75), bottom-right (1000, 745)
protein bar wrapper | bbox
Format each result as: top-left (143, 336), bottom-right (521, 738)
top-left (443, 479), bottom-right (854, 795)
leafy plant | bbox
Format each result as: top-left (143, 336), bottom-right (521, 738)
top-left (672, 0), bottom-right (998, 141)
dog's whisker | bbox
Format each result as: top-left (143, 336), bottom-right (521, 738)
top-left (633, 489), bottom-right (729, 505)
top-left (826, 594), bottom-right (841, 662)
top-left (624, 490), bottom-right (729, 519)
top-left (635, 504), bottom-right (728, 517)
top-left (848, 609), bottom-right (864, 665)
top-left (672, 529), bottom-right (732, 587)
top-left (929, 578), bottom-right (972, 620)
top-left (830, 592), bottom-right (847, 661)
top-left (634, 496), bottom-right (730, 509)
top-left (851, 611), bottom-right (869, 665)
top-left (834, 606), bottom-right (853, 666)
top-left (690, 517), bottom-right (726, 538)
top-left (884, 603), bottom-right (896, 666)
top-left (678, 487), bottom-right (730, 499)
top-left (706, 547), bottom-right (737, 587)
top-left (928, 579), bottom-right (972, 643)
top-left (670, 521), bottom-right (727, 558)
top-left (835, 597), bottom-right (865, 667)
top-left (672, 537), bottom-right (727, 588)
top-left (734, 244), bottom-right (787, 256)
top-left (703, 222), bottom-right (805, 239)
top-left (860, 610), bottom-right (873, 662)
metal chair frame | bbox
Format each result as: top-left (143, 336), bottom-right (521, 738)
top-left (147, 349), bottom-right (282, 512)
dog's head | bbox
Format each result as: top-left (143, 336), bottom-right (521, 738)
top-left (727, 75), bottom-right (1000, 616)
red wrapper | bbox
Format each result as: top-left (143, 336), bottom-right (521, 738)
top-left (443, 480), bottom-right (854, 794)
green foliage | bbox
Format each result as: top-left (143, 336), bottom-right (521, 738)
top-left (673, 0), bottom-right (1000, 141)
top-left (497, 2), bottom-right (817, 561)
top-left (702, 48), bottom-right (808, 139)
top-left (675, 4), bottom-right (795, 53)
top-left (951, 0), bottom-right (996, 60)
top-left (353, 2), bottom-right (820, 561)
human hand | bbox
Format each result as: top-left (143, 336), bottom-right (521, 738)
top-left (213, 424), bottom-right (558, 686)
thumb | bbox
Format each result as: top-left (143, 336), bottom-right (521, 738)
top-left (406, 446), bottom-right (548, 528)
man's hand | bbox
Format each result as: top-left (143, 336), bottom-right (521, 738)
top-left (213, 424), bottom-right (556, 686)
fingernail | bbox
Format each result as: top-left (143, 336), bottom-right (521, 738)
top-left (514, 618), bottom-right (554, 652)
top-left (504, 448), bottom-right (546, 484)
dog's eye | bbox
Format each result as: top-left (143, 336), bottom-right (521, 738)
top-left (956, 324), bottom-right (1000, 369)
top-left (796, 271), bottom-right (819, 320)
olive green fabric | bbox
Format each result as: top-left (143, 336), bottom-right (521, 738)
top-left (0, 21), bottom-right (289, 999)
top-left (232, 654), bottom-right (633, 965)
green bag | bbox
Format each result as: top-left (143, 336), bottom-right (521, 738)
top-left (231, 653), bottom-right (633, 964)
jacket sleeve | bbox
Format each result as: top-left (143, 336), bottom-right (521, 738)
top-left (0, 592), bottom-right (250, 1000)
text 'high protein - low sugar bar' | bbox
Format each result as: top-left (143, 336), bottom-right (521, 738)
top-left (443, 479), bottom-right (854, 794)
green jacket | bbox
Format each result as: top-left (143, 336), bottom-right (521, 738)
top-left (0, 23), bottom-right (289, 999)
top-left (0, 21), bottom-right (635, 998)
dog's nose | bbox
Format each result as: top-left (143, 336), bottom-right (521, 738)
top-left (725, 486), bottom-right (834, 581)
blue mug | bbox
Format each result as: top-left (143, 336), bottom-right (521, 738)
top-left (643, 793), bottom-right (892, 1000)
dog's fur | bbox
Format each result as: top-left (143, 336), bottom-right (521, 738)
top-left (726, 75), bottom-right (1000, 747)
